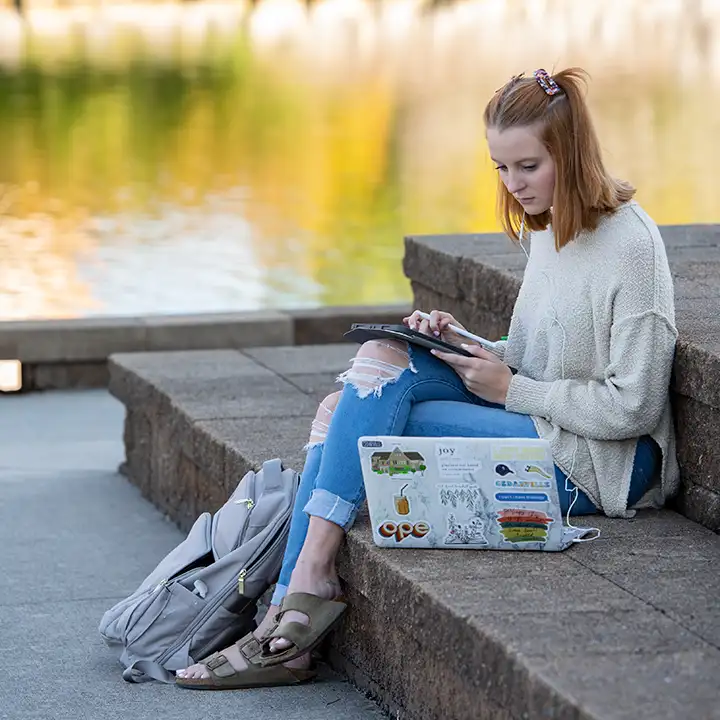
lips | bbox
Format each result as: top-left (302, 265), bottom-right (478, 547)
top-left (517, 197), bottom-right (535, 203)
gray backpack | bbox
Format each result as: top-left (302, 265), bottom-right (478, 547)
top-left (99, 459), bottom-right (299, 683)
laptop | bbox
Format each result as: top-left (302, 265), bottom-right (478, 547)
top-left (358, 436), bottom-right (593, 551)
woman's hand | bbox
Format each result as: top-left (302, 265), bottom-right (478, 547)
top-left (403, 309), bottom-right (472, 349)
top-left (431, 344), bottom-right (513, 405)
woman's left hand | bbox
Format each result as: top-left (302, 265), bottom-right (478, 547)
top-left (431, 344), bottom-right (514, 405)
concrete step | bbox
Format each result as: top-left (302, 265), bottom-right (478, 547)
top-left (109, 345), bottom-right (720, 720)
top-left (0, 303), bottom-right (409, 391)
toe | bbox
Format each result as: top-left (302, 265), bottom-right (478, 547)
top-left (181, 664), bottom-right (206, 679)
top-left (270, 637), bottom-right (292, 651)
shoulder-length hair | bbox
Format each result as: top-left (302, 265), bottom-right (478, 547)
top-left (483, 67), bottom-right (635, 251)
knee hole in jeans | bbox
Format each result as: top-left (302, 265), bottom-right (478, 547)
top-left (336, 339), bottom-right (416, 399)
top-left (307, 390), bottom-right (341, 447)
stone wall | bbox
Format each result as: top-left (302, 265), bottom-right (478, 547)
top-left (0, 304), bottom-right (409, 391)
top-left (404, 226), bottom-right (720, 533)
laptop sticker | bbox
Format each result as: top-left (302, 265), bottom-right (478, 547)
top-left (394, 484), bottom-right (410, 515)
top-left (524, 464), bottom-right (553, 479)
top-left (371, 448), bottom-right (426, 477)
top-left (439, 484), bottom-right (491, 513)
top-left (494, 463), bottom-right (515, 476)
top-left (496, 509), bottom-right (554, 545)
top-left (444, 513), bottom-right (488, 545)
top-left (495, 478), bottom-right (552, 489)
top-left (378, 520), bottom-right (430, 543)
top-left (495, 492), bottom-right (550, 503)
top-left (434, 441), bottom-right (484, 479)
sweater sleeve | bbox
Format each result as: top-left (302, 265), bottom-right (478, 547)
top-left (505, 311), bottom-right (677, 441)
top-left (488, 339), bottom-right (507, 361)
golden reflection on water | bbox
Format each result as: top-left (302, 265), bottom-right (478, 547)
top-left (0, 0), bottom-right (719, 320)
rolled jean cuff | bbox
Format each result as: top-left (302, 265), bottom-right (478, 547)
top-left (270, 583), bottom-right (288, 606)
top-left (304, 488), bottom-right (359, 530)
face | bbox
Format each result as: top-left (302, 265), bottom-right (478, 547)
top-left (486, 124), bottom-right (556, 215)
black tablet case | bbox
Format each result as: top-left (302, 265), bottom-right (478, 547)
top-left (343, 324), bottom-right (474, 357)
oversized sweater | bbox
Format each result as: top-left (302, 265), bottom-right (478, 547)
top-left (494, 201), bottom-right (679, 517)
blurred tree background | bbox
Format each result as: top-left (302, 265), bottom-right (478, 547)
top-left (0, 0), bottom-right (717, 319)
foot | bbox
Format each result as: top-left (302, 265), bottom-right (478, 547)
top-left (267, 560), bottom-right (342, 654)
top-left (175, 605), bottom-right (311, 680)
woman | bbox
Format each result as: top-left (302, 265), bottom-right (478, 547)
top-left (176, 67), bottom-right (679, 689)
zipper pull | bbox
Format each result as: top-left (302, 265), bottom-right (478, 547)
top-left (234, 498), bottom-right (255, 509)
top-left (237, 569), bottom-right (247, 596)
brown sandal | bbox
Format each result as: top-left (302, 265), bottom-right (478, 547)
top-left (258, 592), bottom-right (347, 667)
top-left (176, 633), bottom-right (316, 690)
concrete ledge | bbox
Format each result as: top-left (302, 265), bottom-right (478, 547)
top-left (404, 226), bottom-right (720, 533)
top-left (110, 346), bottom-right (720, 720)
top-left (0, 304), bottom-right (409, 392)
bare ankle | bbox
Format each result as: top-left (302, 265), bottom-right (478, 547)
top-left (294, 556), bottom-right (336, 577)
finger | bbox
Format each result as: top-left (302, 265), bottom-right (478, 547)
top-left (430, 349), bottom-right (474, 366)
top-left (429, 309), bottom-right (441, 332)
top-left (405, 311), bottom-right (422, 329)
top-left (460, 343), bottom-right (496, 360)
top-left (420, 318), bottom-right (441, 337)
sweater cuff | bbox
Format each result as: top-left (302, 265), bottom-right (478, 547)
top-left (505, 374), bottom-right (553, 418)
top-left (488, 340), bottom-right (507, 361)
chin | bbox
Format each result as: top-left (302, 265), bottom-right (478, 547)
top-left (524, 202), bottom-right (550, 216)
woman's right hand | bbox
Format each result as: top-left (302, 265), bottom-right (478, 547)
top-left (403, 309), bottom-right (469, 349)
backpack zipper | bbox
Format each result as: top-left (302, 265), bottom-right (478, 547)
top-left (154, 514), bottom-right (290, 667)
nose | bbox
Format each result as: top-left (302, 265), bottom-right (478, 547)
top-left (504, 170), bottom-right (526, 195)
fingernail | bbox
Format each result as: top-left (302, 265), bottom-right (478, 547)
top-left (430, 349), bottom-right (437, 355)
top-left (433, 331), bottom-right (440, 337)
top-left (461, 343), bottom-right (469, 348)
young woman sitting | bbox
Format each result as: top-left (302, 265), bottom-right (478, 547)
top-left (176, 67), bottom-right (678, 689)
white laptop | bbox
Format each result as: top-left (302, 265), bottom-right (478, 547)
top-left (358, 436), bottom-right (593, 551)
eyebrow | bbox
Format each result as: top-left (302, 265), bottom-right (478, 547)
top-left (490, 157), bottom-right (540, 165)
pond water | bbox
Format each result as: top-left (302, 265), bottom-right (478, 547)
top-left (0, 0), bottom-right (718, 320)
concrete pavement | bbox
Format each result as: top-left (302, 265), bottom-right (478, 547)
top-left (0, 389), bottom-right (385, 720)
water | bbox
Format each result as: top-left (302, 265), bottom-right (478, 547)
top-left (0, 0), bottom-right (718, 320)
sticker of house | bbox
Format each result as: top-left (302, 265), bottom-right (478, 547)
top-left (371, 447), bottom-right (426, 475)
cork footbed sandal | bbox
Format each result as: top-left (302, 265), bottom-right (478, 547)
top-left (175, 633), bottom-right (317, 690)
top-left (257, 592), bottom-right (347, 667)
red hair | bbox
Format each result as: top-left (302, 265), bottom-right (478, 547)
top-left (483, 68), bottom-right (635, 250)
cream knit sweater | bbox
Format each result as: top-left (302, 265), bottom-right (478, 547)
top-left (495, 201), bottom-right (679, 517)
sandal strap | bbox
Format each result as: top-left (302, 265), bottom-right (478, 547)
top-left (237, 635), bottom-right (263, 663)
top-left (205, 653), bottom-right (229, 672)
top-left (260, 592), bottom-right (347, 658)
top-left (275, 592), bottom-right (345, 622)
top-left (265, 620), bottom-right (312, 649)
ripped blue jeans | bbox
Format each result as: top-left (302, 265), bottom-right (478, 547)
top-left (270, 342), bottom-right (660, 605)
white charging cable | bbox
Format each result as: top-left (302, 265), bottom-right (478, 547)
top-left (519, 212), bottom-right (530, 260)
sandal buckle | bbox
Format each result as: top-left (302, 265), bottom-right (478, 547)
top-left (205, 654), bottom-right (227, 671)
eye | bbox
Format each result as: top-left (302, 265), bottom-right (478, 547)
top-left (522, 164), bottom-right (537, 171)
top-left (494, 165), bottom-right (507, 172)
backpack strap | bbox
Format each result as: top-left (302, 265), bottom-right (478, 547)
top-left (261, 458), bottom-right (284, 492)
top-left (122, 660), bottom-right (177, 684)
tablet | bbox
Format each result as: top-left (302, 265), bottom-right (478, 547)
top-left (343, 324), bottom-right (474, 357)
